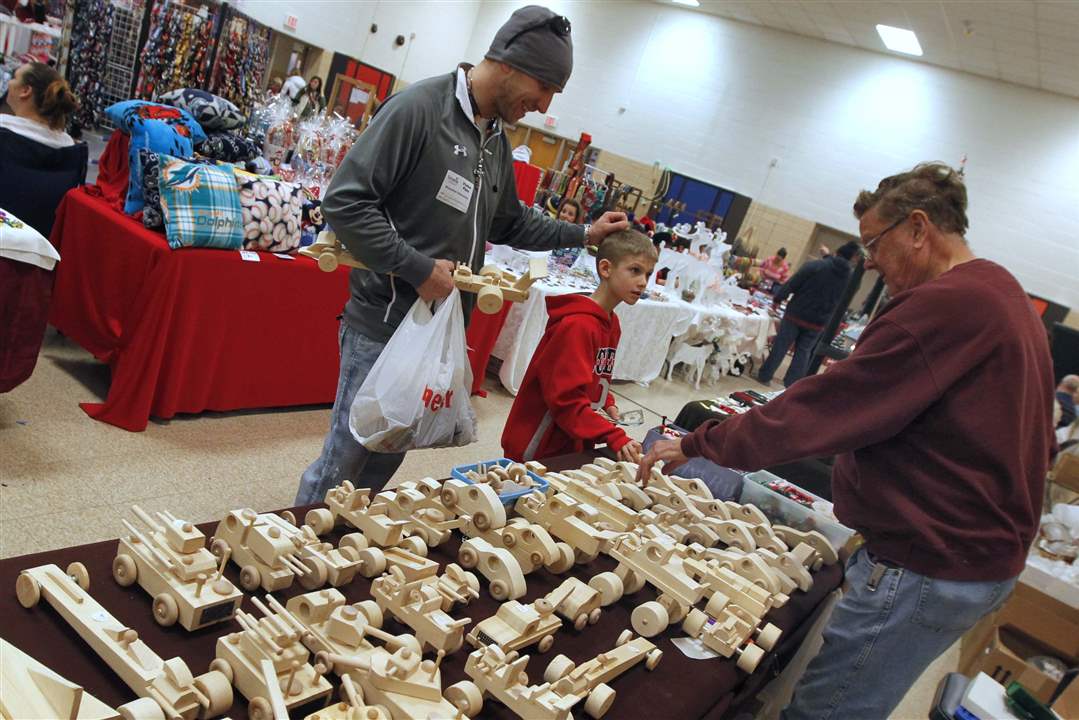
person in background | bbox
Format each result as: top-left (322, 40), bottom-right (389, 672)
top-left (556, 197), bottom-right (581, 223)
top-left (758, 247), bottom-right (791, 285)
top-left (267, 76), bottom-right (283, 98)
top-left (1057, 374), bottom-right (1079, 428)
top-left (281, 73), bottom-right (306, 104)
top-left (294, 5), bottom-right (630, 505)
top-left (0, 62), bottom-right (77, 148)
top-left (756, 240), bottom-right (860, 387)
top-left (639, 162), bottom-right (1055, 720)
top-left (298, 76), bottom-right (326, 118)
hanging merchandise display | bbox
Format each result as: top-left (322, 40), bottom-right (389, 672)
top-left (135, 0), bottom-right (219, 100)
top-left (65, 0), bottom-right (114, 129)
top-left (208, 6), bottom-right (272, 115)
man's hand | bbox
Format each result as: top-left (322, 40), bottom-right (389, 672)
top-left (588, 212), bottom-right (631, 245)
top-left (617, 439), bottom-right (643, 463)
top-left (605, 405), bottom-right (621, 422)
top-left (636, 437), bottom-right (688, 485)
top-left (417, 259), bottom-right (456, 301)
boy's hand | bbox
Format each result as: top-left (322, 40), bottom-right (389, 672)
top-left (617, 440), bottom-right (643, 463)
top-left (636, 438), bottom-right (688, 485)
top-left (605, 405), bottom-right (621, 422)
top-left (588, 212), bottom-right (631, 245)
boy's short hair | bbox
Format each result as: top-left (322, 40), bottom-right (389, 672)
top-left (595, 229), bottom-right (658, 268)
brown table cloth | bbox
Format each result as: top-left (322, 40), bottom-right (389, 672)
top-left (0, 455), bottom-right (842, 719)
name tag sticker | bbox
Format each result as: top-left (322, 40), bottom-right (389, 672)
top-left (239, 250), bottom-right (261, 262)
top-left (436, 170), bottom-right (474, 213)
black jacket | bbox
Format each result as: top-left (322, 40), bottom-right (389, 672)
top-left (774, 255), bottom-right (852, 326)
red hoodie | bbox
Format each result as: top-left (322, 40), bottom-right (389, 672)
top-left (502, 295), bottom-right (630, 461)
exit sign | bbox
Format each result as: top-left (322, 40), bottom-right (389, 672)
top-left (284, 13), bottom-right (298, 31)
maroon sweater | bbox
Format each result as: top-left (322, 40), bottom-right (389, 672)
top-left (683, 259), bottom-right (1055, 581)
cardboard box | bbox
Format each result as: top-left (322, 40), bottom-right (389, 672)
top-left (959, 573), bottom-right (1079, 704)
top-left (1053, 677), bottom-right (1079, 718)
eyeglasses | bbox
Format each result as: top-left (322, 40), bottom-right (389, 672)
top-left (863, 215), bottom-right (907, 255)
top-left (505, 15), bottom-right (572, 49)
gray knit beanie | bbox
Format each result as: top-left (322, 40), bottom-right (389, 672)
top-left (485, 5), bottom-right (573, 91)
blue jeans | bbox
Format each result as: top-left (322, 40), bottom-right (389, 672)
top-left (781, 547), bottom-right (1017, 720)
top-left (294, 323), bottom-right (406, 505)
top-left (759, 315), bottom-right (821, 387)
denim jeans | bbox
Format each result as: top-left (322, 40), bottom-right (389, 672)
top-left (781, 547), bottom-right (1017, 720)
top-left (294, 323), bottom-right (406, 505)
top-left (758, 315), bottom-right (821, 387)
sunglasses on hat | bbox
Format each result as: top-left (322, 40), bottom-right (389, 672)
top-left (505, 14), bottom-right (571, 48)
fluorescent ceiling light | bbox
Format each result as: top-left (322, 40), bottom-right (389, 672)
top-left (672, 0), bottom-right (700, 6)
top-left (876, 24), bottom-right (922, 56)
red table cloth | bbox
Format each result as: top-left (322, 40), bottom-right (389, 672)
top-left (47, 188), bottom-right (350, 431)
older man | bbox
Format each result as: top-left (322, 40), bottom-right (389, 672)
top-left (640, 163), bottom-right (1055, 719)
top-left (295, 6), bottom-right (629, 505)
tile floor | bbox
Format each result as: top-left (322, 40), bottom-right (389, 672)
top-left (0, 331), bottom-right (951, 718)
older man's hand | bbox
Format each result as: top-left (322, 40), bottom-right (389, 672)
top-left (636, 437), bottom-right (689, 485)
top-left (588, 211), bottom-right (631, 245)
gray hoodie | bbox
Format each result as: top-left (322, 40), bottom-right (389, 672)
top-left (322, 66), bottom-right (586, 343)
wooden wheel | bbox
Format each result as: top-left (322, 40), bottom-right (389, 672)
top-left (584, 683), bottom-right (616, 719)
top-left (537, 634), bottom-right (555, 653)
top-left (614, 565), bottom-right (646, 594)
top-left (400, 535), bottom-right (427, 557)
top-left (117, 697), bottom-right (165, 720)
top-left (489, 580), bottom-right (510, 601)
top-left (646, 648), bottom-right (663, 670)
top-left (357, 548), bottom-right (387, 578)
top-left (615, 629), bottom-right (634, 647)
top-left (458, 543), bottom-right (479, 570)
top-left (248, 696), bottom-right (273, 720)
top-left (298, 557), bottom-right (329, 590)
top-left (357, 600), bottom-right (383, 628)
top-left (588, 607), bottom-right (602, 625)
top-left (239, 565), bottom-right (261, 592)
top-left (631, 601), bottom-right (669, 638)
top-left (440, 486), bottom-right (459, 509)
top-left (194, 669), bottom-right (233, 717)
top-left (573, 613), bottom-right (589, 631)
top-left (340, 532), bottom-right (369, 552)
top-left (682, 608), bottom-right (709, 638)
top-left (546, 542), bottom-right (575, 574)
top-left (588, 571), bottom-right (624, 606)
top-left (210, 538), bottom-right (230, 559)
top-left (317, 252), bottom-right (339, 272)
top-left (737, 644), bottom-right (765, 674)
top-left (472, 511), bottom-right (491, 532)
top-left (305, 508), bottom-right (334, 536)
top-left (445, 680), bottom-right (483, 717)
top-left (67, 562), bottom-right (90, 590)
top-left (112, 554), bottom-right (138, 587)
top-left (15, 573), bottom-right (40, 608)
top-left (756, 623), bottom-right (782, 651)
top-left (152, 593), bottom-right (179, 627)
top-left (209, 658), bottom-right (234, 683)
top-left (279, 510), bottom-right (297, 525)
top-left (544, 655), bottom-right (575, 684)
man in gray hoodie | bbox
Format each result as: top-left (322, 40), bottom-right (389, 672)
top-left (296, 5), bottom-right (630, 504)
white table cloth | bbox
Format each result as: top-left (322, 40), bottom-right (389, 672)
top-left (490, 278), bottom-right (772, 395)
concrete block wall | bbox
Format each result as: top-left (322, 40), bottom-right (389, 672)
top-left (738, 202), bottom-right (817, 263)
top-left (593, 150), bottom-right (662, 217)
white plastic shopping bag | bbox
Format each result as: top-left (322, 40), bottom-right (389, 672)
top-left (349, 288), bottom-right (478, 453)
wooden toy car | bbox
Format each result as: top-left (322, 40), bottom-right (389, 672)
top-left (465, 586), bottom-right (570, 654)
top-left (303, 674), bottom-right (390, 720)
top-left (681, 602), bottom-right (780, 674)
top-left (452, 258), bottom-right (547, 314)
top-left (210, 509), bottom-right (309, 592)
top-left (458, 537), bottom-right (527, 601)
top-left (371, 567), bottom-right (471, 654)
top-left (514, 492), bottom-right (618, 564)
top-left (307, 481), bottom-right (427, 556)
top-left (16, 563), bottom-right (232, 720)
top-left (547, 577), bottom-right (604, 630)
top-left (299, 231), bottom-right (369, 273)
top-left (114, 505), bottom-right (242, 630)
top-left (212, 596), bottom-right (333, 718)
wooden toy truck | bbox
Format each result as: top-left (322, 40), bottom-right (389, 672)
top-left (113, 505), bottom-right (242, 630)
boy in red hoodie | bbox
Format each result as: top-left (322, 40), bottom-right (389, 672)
top-left (502, 230), bottom-right (657, 462)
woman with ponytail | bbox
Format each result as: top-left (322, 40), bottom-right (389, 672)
top-left (1, 62), bottom-right (79, 148)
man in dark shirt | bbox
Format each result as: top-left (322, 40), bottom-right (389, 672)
top-left (757, 241), bottom-right (859, 387)
top-left (1057, 375), bottom-right (1078, 428)
top-left (640, 163), bottom-right (1055, 720)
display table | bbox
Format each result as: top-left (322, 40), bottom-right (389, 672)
top-left (491, 278), bottom-right (772, 394)
top-left (0, 453), bottom-right (842, 719)
top-left (47, 188), bottom-right (351, 431)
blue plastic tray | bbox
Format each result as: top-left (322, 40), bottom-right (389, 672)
top-left (450, 458), bottom-right (549, 506)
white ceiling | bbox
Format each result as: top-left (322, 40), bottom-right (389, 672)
top-left (670, 0), bottom-right (1079, 99)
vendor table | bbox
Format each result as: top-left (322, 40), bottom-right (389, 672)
top-left (0, 453), bottom-right (842, 719)
top-left (47, 188), bottom-right (351, 431)
top-left (491, 279), bottom-right (772, 394)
